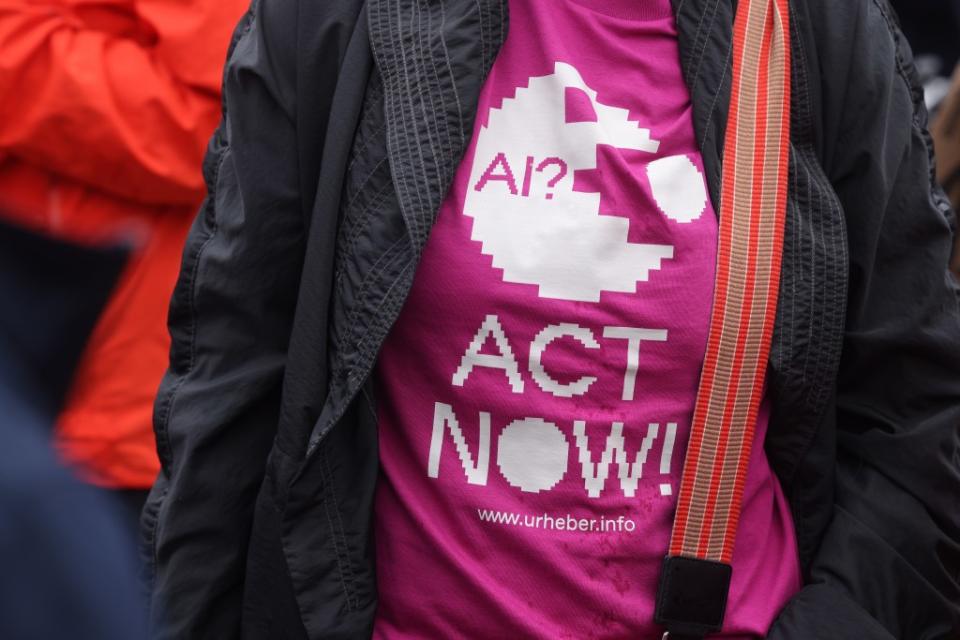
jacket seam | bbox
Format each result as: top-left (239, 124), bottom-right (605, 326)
top-left (411, 0), bottom-right (445, 242)
top-left (335, 182), bottom-right (393, 299)
top-left (688, 0), bottom-right (721, 95)
top-left (339, 235), bottom-right (409, 357)
top-left (318, 466), bottom-right (355, 611)
top-left (423, 0), bottom-right (454, 174)
top-left (346, 78), bottom-right (386, 175)
top-left (148, 143), bottom-right (229, 602)
top-left (340, 254), bottom-right (413, 398)
top-left (869, 0), bottom-right (921, 126)
top-left (320, 445), bottom-right (360, 611)
top-left (351, 258), bottom-right (415, 358)
top-left (439, 0), bottom-right (467, 147)
top-left (792, 1), bottom-right (848, 418)
top-left (154, 146), bottom-right (230, 470)
top-left (698, 38), bottom-right (732, 154)
top-left (348, 122), bottom-right (389, 178)
top-left (869, 1), bottom-right (954, 226)
top-left (340, 161), bottom-right (391, 248)
top-left (360, 384), bottom-right (377, 417)
top-left (146, 483), bottom-right (169, 598)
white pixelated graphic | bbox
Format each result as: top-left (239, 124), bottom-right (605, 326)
top-left (496, 417), bottom-right (569, 493)
top-left (465, 61), bottom-right (708, 302)
top-left (451, 314), bottom-right (525, 393)
top-left (658, 422), bottom-right (678, 496)
top-left (574, 422), bottom-right (660, 498)
top-left (645, 155), bottom-right (708, 223)
top-left (528, 323), bottom-right (600, 398)
top-left (429, 402), bottom-right (490, 486)
top-left (601, 327), bottom-right (669, 401)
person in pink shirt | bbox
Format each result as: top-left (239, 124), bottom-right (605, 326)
top-left (142, 0), bottom-right (960, 638)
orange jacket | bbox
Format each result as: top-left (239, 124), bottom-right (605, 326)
top-left (0, 0), bottom-right (247, 488)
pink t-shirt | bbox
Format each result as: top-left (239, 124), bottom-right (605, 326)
top-left (373, 0), bottom-right (801, 637)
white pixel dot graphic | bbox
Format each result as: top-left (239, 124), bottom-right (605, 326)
top-left (646, 154), bottom-right (708, 223)
top-left (496, 418), bottom-right (569, 493)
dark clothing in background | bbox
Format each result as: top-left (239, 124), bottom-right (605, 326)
top-left (116, 489), bottom-right (152, 537)
top-left (890, 0), bottom-right (960, 70)
top-left (892, 0), bottom-right (960, 274)
top-left (0, 391), bottom-right (148, 640)
top-left (143, 0), bottom-right (960, 639)
top-left (931, 68), bottom-right (960, 275)
top-left (0, 220), bottom-right (147, 640)
top-left (0, 220), bottom-right (125, 414)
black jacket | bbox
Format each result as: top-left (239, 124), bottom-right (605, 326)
top-left (142, 0), bottom-right (960, 638)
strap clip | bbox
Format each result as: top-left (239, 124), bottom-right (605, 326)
top-left (654, 556), bottom-right (732, 639)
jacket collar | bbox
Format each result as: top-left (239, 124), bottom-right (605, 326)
top-left (368, 0), bottom-right (508, 259)
top-left (670, 0), bottom-right (736, 212)
top-left (306, 0), bottom-right (509, 456)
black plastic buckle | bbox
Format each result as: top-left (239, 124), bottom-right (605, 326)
top-left (654, 556), bottom-right (733, 639)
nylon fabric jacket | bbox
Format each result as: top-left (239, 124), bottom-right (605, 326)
top-left (0, 0), bottom-right (247, 488)
top-left (142, 0), bottom-right (960, 638)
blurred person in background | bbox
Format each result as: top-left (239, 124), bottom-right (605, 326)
top-left (0, 0), bottom-right (248, 524)
top-left (889, 0), bottom-right (960, 110)
top-left (891, 0), bottom-right (960, 275)
top-left (0, 217), bottom-right (146, 639)
top-left (932, 70), bottom-right (960, 276)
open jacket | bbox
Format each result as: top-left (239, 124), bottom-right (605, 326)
top-left (142, 0), bottom-right (960, 638)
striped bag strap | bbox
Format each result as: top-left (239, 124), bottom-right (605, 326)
top-left (654, 0), bottom-right (791, 638)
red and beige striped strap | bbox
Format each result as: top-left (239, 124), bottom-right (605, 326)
top-left (670, 0), bottom-right (791, 567)
top-left (656, 0), bottom-right (791, 636)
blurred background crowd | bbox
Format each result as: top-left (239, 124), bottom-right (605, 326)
top-left (0, 0), bottom-right (958, 637)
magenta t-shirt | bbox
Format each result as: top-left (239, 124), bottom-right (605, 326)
top-left (372, 0), bottom-right (801, 637)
